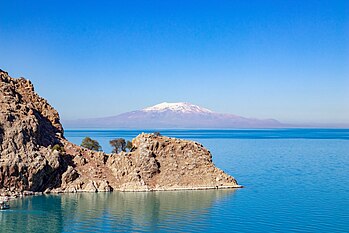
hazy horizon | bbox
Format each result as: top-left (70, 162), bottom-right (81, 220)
top-left (60, 101), bottom-right (349, 129)
top-left (1, 1), bottom-right (348, 126)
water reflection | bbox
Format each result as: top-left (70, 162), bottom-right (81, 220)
top-left (0, 190), bottom-right (236, 232)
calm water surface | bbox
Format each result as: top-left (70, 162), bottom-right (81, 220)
top-left (1, 129), bottom-right (348, 232)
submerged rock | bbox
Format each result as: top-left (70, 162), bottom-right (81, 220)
top-left (0, 69), bottom-right (240, 196)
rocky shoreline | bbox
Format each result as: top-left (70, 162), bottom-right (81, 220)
top-left (0, 69), bottom-right (241, 198)
top-left (2, 185), bottom-right (243, 201)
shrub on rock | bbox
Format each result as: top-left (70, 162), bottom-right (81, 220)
top-left (81, 137), bottom-right (102, 151)
top-left (110, 138), bottom-right (126, 153)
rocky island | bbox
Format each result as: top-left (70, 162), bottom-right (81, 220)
top-left (0, 69), bottom-right (240, 197)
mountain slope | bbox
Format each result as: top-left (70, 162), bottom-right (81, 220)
top-left (63, 102), bottom-right (285, 128)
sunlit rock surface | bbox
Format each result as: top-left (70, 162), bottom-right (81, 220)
top-left (0, 69), bottom-right (239, 196)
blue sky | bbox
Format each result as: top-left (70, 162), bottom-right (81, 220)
top-left (1, 0), bottom-right (348, 125)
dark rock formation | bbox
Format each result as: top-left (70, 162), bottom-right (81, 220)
top-left (0, 69), bottom-right (240, 196)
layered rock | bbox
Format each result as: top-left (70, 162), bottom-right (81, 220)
top-left (0, 69), bottom-right (240, 196)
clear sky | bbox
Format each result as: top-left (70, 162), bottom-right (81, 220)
top-left (0, 0), bottom-right (348, 126)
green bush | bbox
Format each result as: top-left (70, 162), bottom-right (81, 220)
top-left (110, 138), bottom-right (126, 153)
top-left (81, 137), bottom-right (102, 151)
top-left (52, 144), bottom-right (65, 153)
top-left (126, 140), bottom-right (133, 151)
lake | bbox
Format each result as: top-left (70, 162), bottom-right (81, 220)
top-left (1, 129), bottom-right (348, 232)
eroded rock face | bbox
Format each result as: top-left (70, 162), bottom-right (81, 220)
top-left (0, 69), bottom-right (239, 196)
top-left (103, 134), bottom-right (238, 191)
top-left (0, 70), bottom-right (66, 194)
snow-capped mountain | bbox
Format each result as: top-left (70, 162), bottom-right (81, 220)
top-left (143, 102), bottom-right (213, 114)
top-left (63, 102), bottom-right (285, 128)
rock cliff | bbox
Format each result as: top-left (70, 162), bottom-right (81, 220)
top-left (0, 69), bottom-right (239, 196)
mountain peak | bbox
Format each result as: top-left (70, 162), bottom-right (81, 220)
top-left (64, 102), bottom-right (285, 128)
top-left (142, 102), bottom-right (213, 113)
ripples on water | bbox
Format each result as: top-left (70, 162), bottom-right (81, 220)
top-left (0, 129), bottom-right (348, 232)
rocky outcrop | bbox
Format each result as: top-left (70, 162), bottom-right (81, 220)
top-left (0, 69), bottom-right (240, 196)
top-left (0, 69), bottom-right (66, 195)
top-left (109, 134), bottom-right (237, 191)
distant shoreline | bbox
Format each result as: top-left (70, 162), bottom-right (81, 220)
top-left (63, 127), bottom-right (349, 130)
top-left (64, 128), bottom-right (349, 141)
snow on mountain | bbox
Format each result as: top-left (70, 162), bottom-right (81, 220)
top-left (63, 102), bottom-right (285, 128)
top-left (142, 102), bottom-right (213, 113)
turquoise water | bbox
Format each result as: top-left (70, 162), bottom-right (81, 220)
top-left (1, 129), bottom-right (348, 232)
